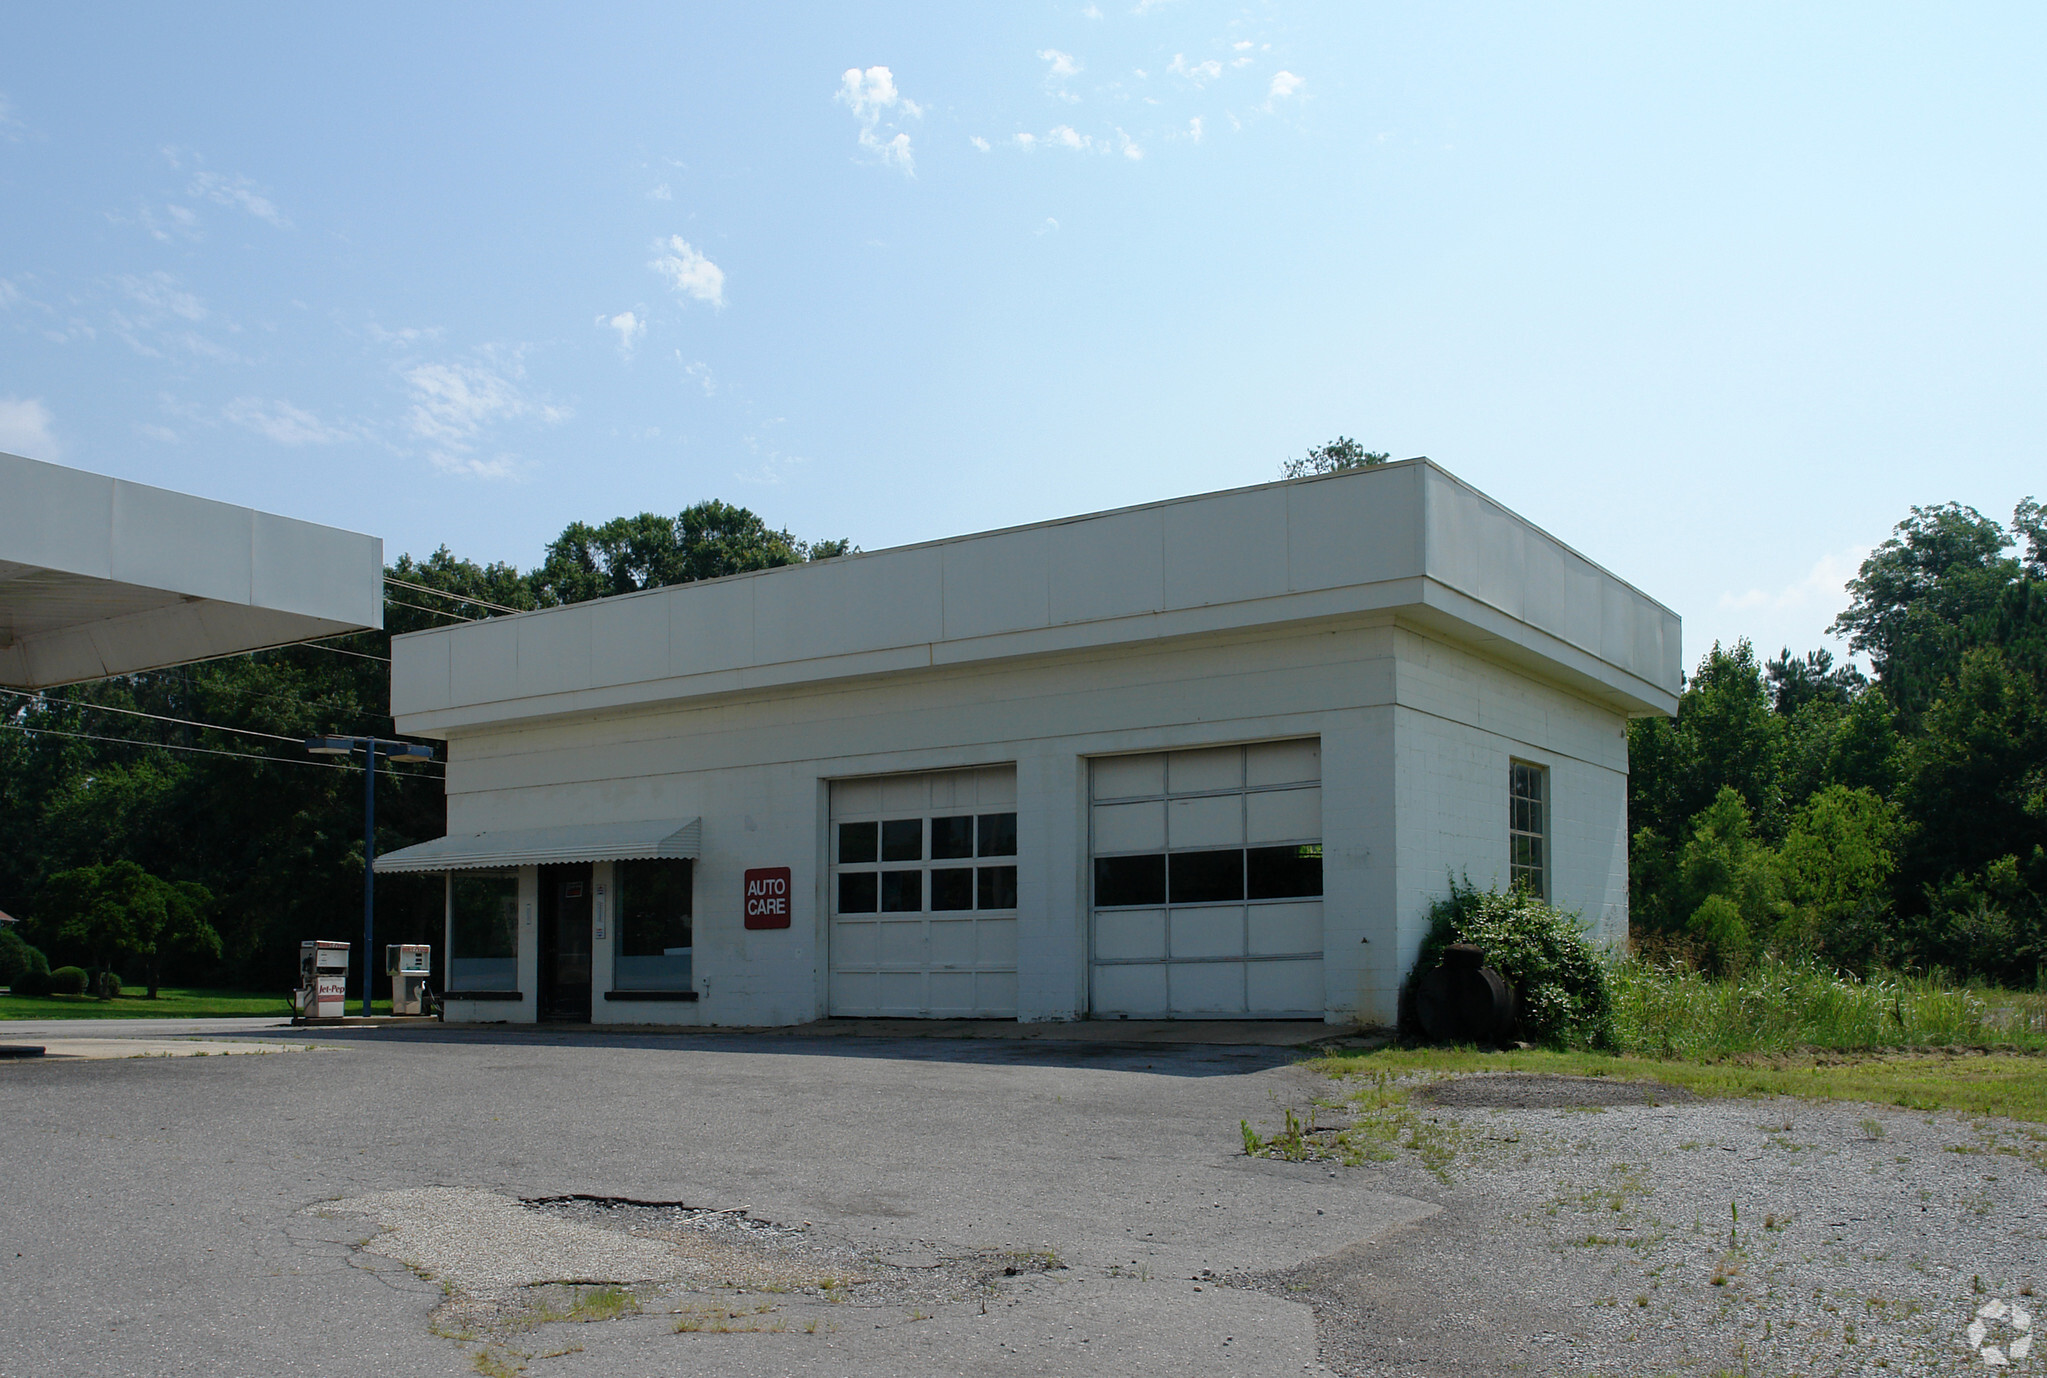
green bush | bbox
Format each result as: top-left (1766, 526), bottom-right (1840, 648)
top-left (47, 965), bottom-right (89, 996)
top-left (1, 928), bottom-right (51, 992)
top-left (1411, 878), bottom-right (1617, 1049)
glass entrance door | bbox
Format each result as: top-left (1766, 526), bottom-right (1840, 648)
top-left (538, 863), bottom-right (593, 1021)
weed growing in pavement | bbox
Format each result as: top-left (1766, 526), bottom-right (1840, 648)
top-left (671, 1303), bottom-right (784, 1334)
top-left (471, 1346), bottom-right (524, 1377)
top-left (563, 1286), bottom-right (639, 1323)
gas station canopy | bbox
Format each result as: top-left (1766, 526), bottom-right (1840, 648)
top-left (0, 451), bottom-right (384, 689)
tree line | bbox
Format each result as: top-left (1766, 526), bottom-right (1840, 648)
top-left (1629, 499), bottom-right (2045, 983)
top-left (0, 501), bottom-right (850, 994)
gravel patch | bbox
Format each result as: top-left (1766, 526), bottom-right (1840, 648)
top-left (1236, 1075), bottom-right (2047, 1375)
top-left (1417, 1072), bottom-right (1697, 1109)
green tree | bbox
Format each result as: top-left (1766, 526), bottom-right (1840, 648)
top-left (1899, 647), bottom-right (2045, 891)
top-left (41, 861), bottom-right (220, 998)
top-left (1831, 502), bottom-right (2022, 722)
top-left (1629, 641), bottom-right (1788, 852)
top-left (1667, 788), bottom-right (1789, 972)
top-left (1280, 437), bottom-right (1391, 479)
top-left (530, 500), bottom-right (853, 607)
top-left (1776, 785), bottom-right (1898, 969)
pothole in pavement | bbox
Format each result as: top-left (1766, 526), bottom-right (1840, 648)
top-left (1414, 1072), bottom-right (1696, 1109)
top-left (316, 1186), bottom-right (1066, 1366)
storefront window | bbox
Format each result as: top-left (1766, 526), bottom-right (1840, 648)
top-left (448, 873), bottom-right (518, 991)
top-left (615, 859), bottom-right (693, 990)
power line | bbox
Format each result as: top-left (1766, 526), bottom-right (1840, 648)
top-left (384, 597), bottom-right (477, 623)
top-left (0, 721), bottom-right (436, 773)
top-left (385, 577), bottom-right (525, 615)
top-left (1, 687), bottom-right (349, 749)
top-left (283, 639), bottom-right (390, 664)
top-left (125, 667), bottom-right (384, 724)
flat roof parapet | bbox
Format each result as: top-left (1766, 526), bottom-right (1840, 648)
top-left (388, 460), bottom-right (1681, 734)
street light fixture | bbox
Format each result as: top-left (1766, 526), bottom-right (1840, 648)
top-left (304, 735), bottom-right (437, 1017)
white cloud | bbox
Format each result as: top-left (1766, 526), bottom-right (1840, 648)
top-left (1082, 4), bottom-right (1103, 17)
top-left (0, 94), bottom-right (24, 143)
top-left (1118, 129), bottom-right (1143, 159)
top-left (223, 397), bottom-right (349, 446)
top-left (646, 183), bottom-right (673, 201)
top-left (0, 397), bottom-right (57, 458)
top-left (1233, 40), bottom-right (1254, 51)
top-left (1708, 547), bottom-right (1870, 661)
top-left (1169, 54), bottom-right (1222, 84)
top-left (135, 423), bottom-right (180, 444)
top-left (1188, 116), bottom-right (1204, 142)
top-left (836, 65), bottom-right (920, 121)
top-left (1268, 70), bottom-right (1304, 100)
top-left (649, 236), bottom-right (726, 307)
top-left (120, 272), bottom-right (207, 321)
top-left (969, 135), bottom-right (991, 152)
top-left (188, 169), bottom-right (289, 227)
top-left (599, 309), bottom-right (646, 356)
top-left (0, 277), bottom-right (18, 308)
top-left (402, 356), bottom-right (565, 479)
top-left (1719, 548), bottom-right (1867, 616)
top-left (680, 357), bottom-right (718, 396)
top-left (1040, 48), bottom-right (1082, 80)
top-left (1049, 125), bottom-right (1088, 150)
top-left (1036, 217), bottom-right (1060, 236)
top-left (1014, 132), bottom-right (1038, 150)
top-left (835, 65), bottom-right (920, 175)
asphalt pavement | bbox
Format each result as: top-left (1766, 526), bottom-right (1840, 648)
top-left (0, 1021), bottom-right (1426, 1378)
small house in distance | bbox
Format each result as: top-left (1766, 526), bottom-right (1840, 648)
top-left (379, 460), bottom-right (1680, 1027)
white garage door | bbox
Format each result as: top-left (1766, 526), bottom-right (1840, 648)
top-left (829, 766), bottom-right (1019, 1018)
top-left (1090, 740), bottom-right (1323, 1018)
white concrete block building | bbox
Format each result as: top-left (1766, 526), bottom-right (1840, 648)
top-left (378, 461), bottom-right (1679, 1028)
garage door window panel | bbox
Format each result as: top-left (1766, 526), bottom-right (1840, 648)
top-left (1088, 740), bottom-right (1323, 1019)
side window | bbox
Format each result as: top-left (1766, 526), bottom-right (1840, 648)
top-left (1508, 761), bottom-right (1547, 899)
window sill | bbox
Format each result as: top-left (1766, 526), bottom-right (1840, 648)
top-left (603, 989), bottom-right (700, 1002)
top-left (444, 989), bottom-right (523, 1002)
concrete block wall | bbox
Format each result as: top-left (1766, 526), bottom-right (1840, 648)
top-left (433, 615), bottom-right (1630, 1029)
top-left (1386, 626), bottom-right (1632, 1004)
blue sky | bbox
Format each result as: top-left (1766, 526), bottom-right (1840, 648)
top-left (4, 3), bottom-right (2043, 667)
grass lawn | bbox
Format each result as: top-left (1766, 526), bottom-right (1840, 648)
top-left (1308, 1044), bottom-right (2047, 1124)
top-left (0, 988), bottom-right (397, 1020)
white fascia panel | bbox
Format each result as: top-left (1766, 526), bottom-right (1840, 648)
top-left (0, 456), bottom-right (115, 577)
top-left (111, 479), bottom-right (254, 605)
top-left (941, 525), bottom-right (1052, 641)
top-left (1285, 461), bottom-right (1425, 594)
top-left (1162, 485), bottom-right (1289, 611)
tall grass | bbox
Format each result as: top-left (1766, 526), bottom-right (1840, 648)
top-left (1609, 957), bottom-right (2047, 1058)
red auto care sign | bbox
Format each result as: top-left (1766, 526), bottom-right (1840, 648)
top-left (743, 867), bottom-right (792, 929)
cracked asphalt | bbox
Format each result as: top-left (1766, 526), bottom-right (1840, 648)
top-left (0, 1023), bottom-right (1418, 1378)
top-left (4, 1025), bottom-right (2039, 1376)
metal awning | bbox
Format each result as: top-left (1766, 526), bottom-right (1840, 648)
top-left (373, 818), bottom-right (701, 874)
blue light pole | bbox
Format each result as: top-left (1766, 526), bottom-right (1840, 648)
top-left (306, 735), bottom-right (436, 1017)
